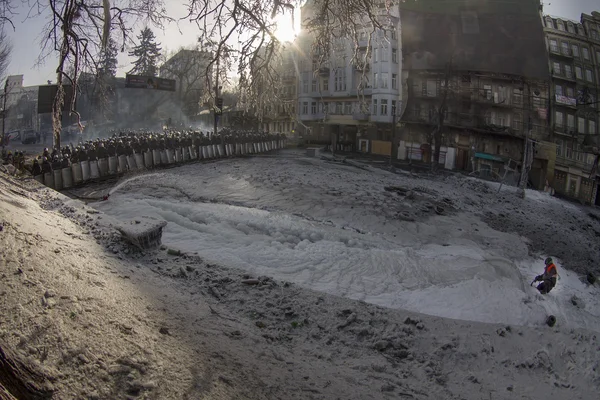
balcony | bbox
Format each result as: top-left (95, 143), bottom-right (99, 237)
top-left (352, 112), bottom-right (370, 121)
top-left (556, 155), bottom-right (595, 172)
top-left (549, 45), bottom-right (573, 58)
top-left (552, 70), bottom-right (576, 82)
top-left (554, 124), bottom-right (577, 136)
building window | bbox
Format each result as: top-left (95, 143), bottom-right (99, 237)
top-left (556, 20), bottom-right (565, 31)
top-left (577, 25), bottom-right (585, 35)
top-left (545, 18), bottom-right (553, 29)
top-left (392, 74), bottom-right (398, 89)
top-left (373, 72), bottom-right (378, 89)
top-left (381, 46), bottom-right (389, 62)
top-left (427, 80), bottom-right (437, 97)
top-left (567, 114), bottom-right (575, 130)
top-left (549, 39), bottom-right (558, 52)
top-left (564, 65), bottom-right (573, 79)
top-left (572, 44), bottom-right (579, 57)
top-left (590, 120), bottom-right (596, 134)
top-left (311, 102), bottom-right (317, 114)
top-left (344, 102), bottom-right (352, 115)
top-left (322, 78), bottom-right (329, 91)
top-left (566, 87), bottom-right (574, 98)
top-left (302, 102), bottom-right (308, 114)
top-left (553, 61), bottom-right (561, 74)
top-left (334, 68), bottom-right (346, 91)
top-left (555, 84), bottom-right (563, 95)
top-left (381, 99), bottom-right (388, 115)
top-left (556, 140), bottom-right (563, 156)
top-left (374, 48), bottom-right (379, 62)
top-left (582, 47), bottom-right (590, 60)
top-left (391, 29), bottom-right (397, 40)
top-left (578, 117), bottom-right (585, 133)
top-left (585, 69), bottom-right (593, 82)
top-left (381, 72), bottom-right (389, 88)
top-left (591, 30), bottom-right (599, 40)
top-left (575, 66), bottom-right (583, 79)
top-left (597, 51), bottom-right (600, 64)
top-left (567, 22), bottom-right (575, 33)
top-left (555, 111), bottom-right (563, 127)
top-left (561, 41), bottom-right (570, 55)
top-left (392, 48), bottom-right (398, 63)
top-left (513, 88), bottom-right (523, 105)
top-left (391, 100), bottom-right (397, 115)
top-left (302, 77), bottom-right (308, 93)
top-left (311, 80), bottom-right (317, 92)
top-left (483, 84), bottom-right (492, 100)
top-left (336, 102), bottom-right (343, 114)
top-left (373, 99), bottom-right (378, 115)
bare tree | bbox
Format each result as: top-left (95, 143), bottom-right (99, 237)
top-left (0, 30), bottom-right (12, 81)
top-left (32, 0), bottom-right (171, 148)
top-left (183, 0), bottom-right (394, 120)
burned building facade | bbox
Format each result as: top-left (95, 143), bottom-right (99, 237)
top-left (398, 0), bottom-right (553, 188)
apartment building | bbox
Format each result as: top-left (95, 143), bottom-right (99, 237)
top-left (396, 0), bottom-right (553, 188)
top-left (544, 12), bottom-right (600, 205)
top-left (159, 49), bottom-right (211, 118)
top-left (296, 2), bottom-right (403, 154)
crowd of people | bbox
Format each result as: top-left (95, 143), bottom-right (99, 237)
top-left (26, 128), bottom-right (286, 189)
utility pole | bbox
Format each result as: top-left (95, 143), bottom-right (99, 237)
top-left (517, 80), bottom-right (531, 199)
top-left (1, 79), bottom-right (6, 153)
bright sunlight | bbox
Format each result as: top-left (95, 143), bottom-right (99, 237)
top-left (273, 11), bottom-right (301, 42)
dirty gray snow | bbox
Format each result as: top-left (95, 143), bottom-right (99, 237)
top-left (1, 153), bottom-right (599, 400)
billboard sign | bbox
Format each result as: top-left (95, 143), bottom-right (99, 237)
top-left (125, 74), bottom-right (176, 92)
top-left (37, 85), bottom-right (74, 114)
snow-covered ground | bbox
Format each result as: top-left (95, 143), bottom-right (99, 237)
top-left (85, 153), bottom-right (600, 332)
top-left (3, 162), bottom-right (600, 399)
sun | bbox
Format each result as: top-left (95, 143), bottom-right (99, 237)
top-left (273, 11), bottom-right (300, 43)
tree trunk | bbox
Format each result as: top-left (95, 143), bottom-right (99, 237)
top-left (0, 344), bottom-right (55, 399)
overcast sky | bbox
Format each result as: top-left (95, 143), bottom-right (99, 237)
top-left (2, 0), bottom-right (600, 87)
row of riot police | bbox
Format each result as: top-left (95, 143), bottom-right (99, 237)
top-left (33, 129), bottom-right (287, 190)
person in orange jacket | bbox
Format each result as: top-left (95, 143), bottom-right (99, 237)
top-left (533, 257), bottom-right (558, 294)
